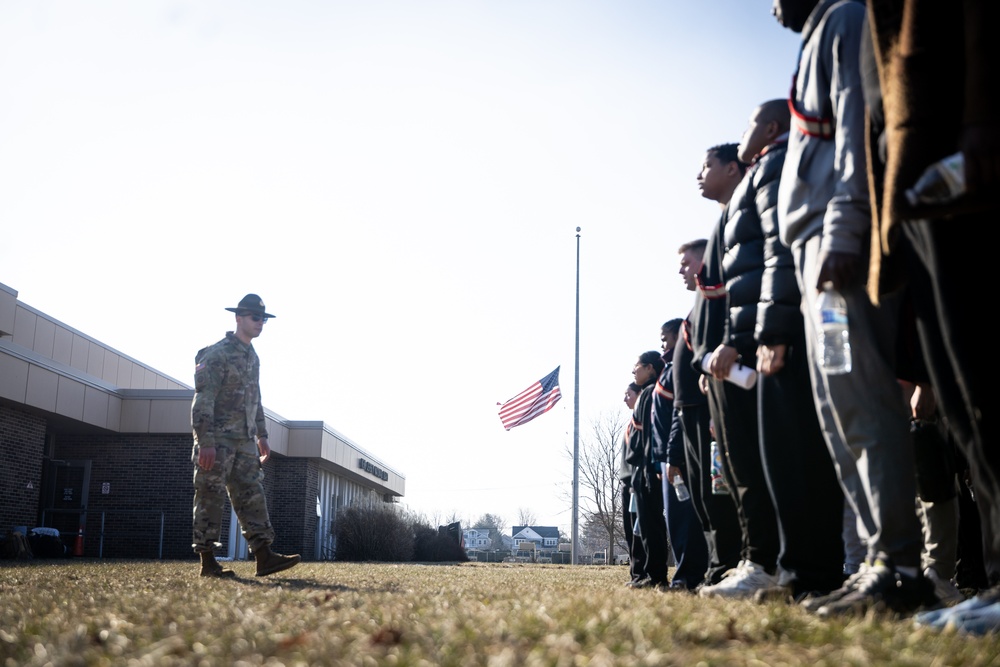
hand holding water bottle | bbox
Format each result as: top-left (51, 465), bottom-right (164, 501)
top-left (816, 281), bottom-right (851, 374)
top-left (672, 473), bottom-right (690, 502)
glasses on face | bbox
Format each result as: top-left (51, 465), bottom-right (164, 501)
top-left (240, 312), bottom-right (269, 323)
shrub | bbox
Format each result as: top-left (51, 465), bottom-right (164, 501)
top-left (334, 504), bottom-right (414, 562)
top-left (333, 505), bottom-right (471, 563)
top-left (412, 521), bottom-right (469, 562)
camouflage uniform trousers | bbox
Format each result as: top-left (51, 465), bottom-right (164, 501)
top-left (192, 438), bottom-right (275, 554)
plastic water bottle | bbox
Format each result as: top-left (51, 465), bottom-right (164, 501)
top-left (906, 152), bottom-right (964, 206)
top-left (672, 474), bottom-right (690, 502)
top-left (816, 282), bottom-right (851, 374)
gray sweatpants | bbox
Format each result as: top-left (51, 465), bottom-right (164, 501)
top-left (792, 234), bottom-right (923, 568)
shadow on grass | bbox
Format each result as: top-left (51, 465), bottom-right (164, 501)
top-left (225, 574), bottom-right (358, 594)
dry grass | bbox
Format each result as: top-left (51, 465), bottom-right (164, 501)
top-left (1, 560), bottom-right (998, 666)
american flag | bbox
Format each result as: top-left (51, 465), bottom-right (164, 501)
top-left (497, 367), bottom-right (563, 430)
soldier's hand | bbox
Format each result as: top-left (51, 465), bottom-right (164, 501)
top-left (815, 250), bottom-right (859, 292)
top-left (911, 382), bottom-right (937, 421)
top-left (708, 344), bottom-right (739, 381)
top-left (257, 437), bottom-right (271, 464)
top-left (757, 343), bottom-right (787, 376)
top-left (198, 446), bottom-right (217, 470)
top-left (666, 465), bottom-right (683, 485)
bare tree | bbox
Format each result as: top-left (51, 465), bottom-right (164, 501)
top-left (516, 507), bottom-right (537, 528)
top-left (583, 514), bottom-right (614, 559)
top-left (566, 411), bottom-right (629, 561)
top-left (421, 509), bottom-right (443, 528)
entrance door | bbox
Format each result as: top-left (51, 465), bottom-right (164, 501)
top-left (39, 459), bottom-right (91, 547)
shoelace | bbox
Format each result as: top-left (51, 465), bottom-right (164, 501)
top-left (719, 562), bottom-right (747, 580)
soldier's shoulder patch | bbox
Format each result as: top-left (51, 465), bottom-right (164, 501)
top-left (195, 362), bottom-right (206, 372)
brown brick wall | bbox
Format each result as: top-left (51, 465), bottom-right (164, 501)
top-left (51, 434), bottom-right (315, 560)
top-left (268, 458), bottom-right (319, 558)
top-left (0, 404), bottom-right (46, 534)
top-left (3, 402), bottom-right (336, 561)
top-left (53, 433), bottom-right (198, 559)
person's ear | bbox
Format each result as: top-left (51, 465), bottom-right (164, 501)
top-left (766, 119), bottom-right (781, 140)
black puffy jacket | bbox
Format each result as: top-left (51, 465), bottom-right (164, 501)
top-left (720, 141), bottom-right (803, 359)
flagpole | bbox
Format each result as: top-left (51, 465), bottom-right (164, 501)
top-left (572, 227), bottom-right (581, 565)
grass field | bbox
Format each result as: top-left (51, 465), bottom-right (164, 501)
top-left (2, 560), bottom-right (998, 666)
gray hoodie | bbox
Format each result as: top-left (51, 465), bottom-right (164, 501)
top-left (777, 0), bottom-right (870, 255)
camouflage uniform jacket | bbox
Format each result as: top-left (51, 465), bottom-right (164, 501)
top-left (191, 332), bottom-right (268, 449)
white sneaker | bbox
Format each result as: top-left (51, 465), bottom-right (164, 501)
top-left (698, 560), bottom-right (779, 599)
top-left (924, 566), bottom-right (964, 606)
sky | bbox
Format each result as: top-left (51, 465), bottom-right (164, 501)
top-left (0, 1), bottom-right (801, 536)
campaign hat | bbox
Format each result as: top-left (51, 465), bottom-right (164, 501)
top-left (225, 294), bottom-right (275, 318)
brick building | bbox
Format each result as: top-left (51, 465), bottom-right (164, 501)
top-left (0, 282), bottom-right (403, 561)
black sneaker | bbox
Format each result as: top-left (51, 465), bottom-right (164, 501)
top-left (816, 559), bottom-right (938, 617)
top-left (757, 581), bottom-right (841, 605)
top-left (631, 578), bottom-right (668, 590)
top-left (801, 565), bottom-right (869, 612)
top-left (669, 578), bottom-right (695, 593)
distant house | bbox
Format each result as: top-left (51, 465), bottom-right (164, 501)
top-left (511, 525), bottom-right (560, 561)
top-left (462, 528), bottom-right (514, 562)
top-left (462, 527), bottom-right (492, 551)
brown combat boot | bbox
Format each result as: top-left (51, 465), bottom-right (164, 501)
top-left (254, 545), bottom-right (301, 577)
top-left (199, 551), bottom-right (236, 578)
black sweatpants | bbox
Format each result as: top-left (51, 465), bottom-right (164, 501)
top-left (710, 376), bottom-right (779, 572)
top-left (757, 336), bottom-right (845, 593)
top-left (679, 402), bottom-right (742, 584)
